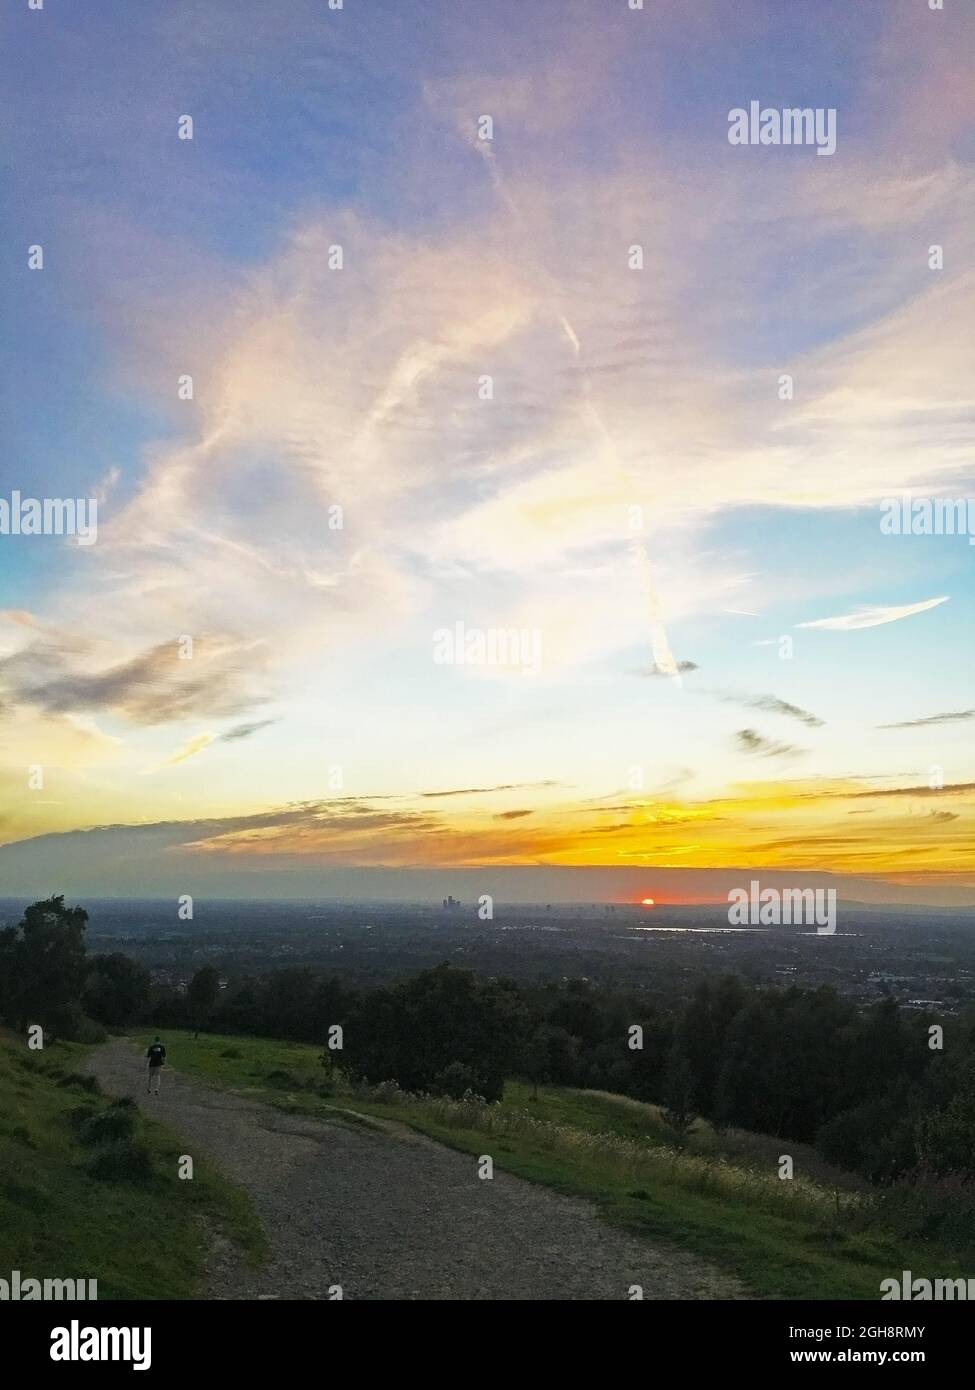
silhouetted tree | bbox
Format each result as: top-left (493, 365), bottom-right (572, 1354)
top-left (84, 952), bottom-right (150, 1026)
top-left (662, 1039), bottom-right (696, 1148)
top-left (916, 1062), bottom-right (975, 1178)
top-left (0, 896), bottom-right (89, 1035)
top-left (187, 966), bottom-right (221, 1037)
top-left (344, 964), bottom-right (524, 1101)
top-left (523, 1023), bottom-right (580, 1098)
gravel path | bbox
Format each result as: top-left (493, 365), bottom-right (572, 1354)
top-left (87, 1039), bottom-right (745, 1301)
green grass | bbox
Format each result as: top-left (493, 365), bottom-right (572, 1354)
top-left (0, 1028), bottom-right (265, 1298)
top-left (141, 1029), bottom-right (325, 1094)
top-left (344, 1091), bottom-right (956, 1300)
top-left (146, 1027), bottom-right (974, 1300)
top-left (502, 1082), bottom-right (871, 1191)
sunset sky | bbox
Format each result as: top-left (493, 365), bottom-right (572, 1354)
top-left (1, 0), bottom-right (973, 902)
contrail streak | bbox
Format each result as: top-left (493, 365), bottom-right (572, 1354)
top-left (469, 135), bottom-right (680, 680)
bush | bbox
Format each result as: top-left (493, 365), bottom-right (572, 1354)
top-left (874, 1169), bottom-right (975, 1250)
top-left (356, 1079), bottom-right (416, 1105)
top-left (72, 1015), bottom-right (109, 1045)
top-left (79, 1108), bottom-right (137, 1147)
top-left (916, 1068), bottom-right (975, 1178)
top-left (56, 1072), bottom-right (100, 1094)
top-left (66, 1105), bottom-right (98, 1133)
top-left (43, 1005), bottom-right (107, 1044)
top-left (1, 1178), bottom-right (54, 1213)
top-left (88, 1139), bottom-right (154, 1184)
top-left (264, 1069), bottom-right (298, 1089)
top-left (816, 1094), bottom-right (916, 1183)
top-left (432, 1061), bottom-right (487, 1101)
top-left (220, 1047), bottom-right (243, 1059)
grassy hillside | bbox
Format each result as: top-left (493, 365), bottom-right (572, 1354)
top-left (0, 1028), bottom-right (264, 1298)
top-left (144, 1027), bottom-right (972, 1300)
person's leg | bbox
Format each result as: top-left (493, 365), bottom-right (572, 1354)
top-left (153, 1068), bottom-right (162, 1094)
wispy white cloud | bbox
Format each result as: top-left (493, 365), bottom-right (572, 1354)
top-left (796, 596), bottom-right (949, 631)
top-left (146, 732), bottom-right (216, 773)
top-left (879, 708), bottom-right (975, 730)
top-left (5, 0), bottom-right (975, 871)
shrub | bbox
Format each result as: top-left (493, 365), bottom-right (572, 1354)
top-left (817, 1095), bottom-right (916, 1183)
top-left (220, 1047), bottom-right (243, 1059)
top-left (56, 1072), bottom-right (100, 1094)
top-left (66, 1105), bottom-right (97, 1133)
top-left (72, 1015), bottom-right (109, 1045)
top-left (44, 1005), bottom-right (107, 1044)
top-left (79, 1108), bottom-right (137, 1146)
top-left (916, 1069), bottom-right (975, 1178)
top-left (1, 1178), bottom-right (54, 1213)
top-left (358, 1079), bottom-right (416, 1105)
top-left (88, 1139), bottom-right (154, 1184)
top-left (432, 1061), bottom-right (487, 1101)
top-left (264, 1069), bottom-right (299, 1089)
top-left (874, 1169), bottom-right (975, 1250)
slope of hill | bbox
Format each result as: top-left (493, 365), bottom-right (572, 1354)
top-left (5, 1021), bottom-right (970, 1301)
top-left (88, 1035), bottom-right (743, 1299)
top-left (0, 1028), bottom-right (263, 1298)
top-left (139, 1028), bottom-right (973, 1300)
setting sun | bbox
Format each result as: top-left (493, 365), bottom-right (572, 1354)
top-left (641, 898), bottom-right (656, 908)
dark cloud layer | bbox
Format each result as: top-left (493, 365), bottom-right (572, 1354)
top-left (421, 781), bottom-right (558, 798)
top-left (716, 691), bottom-right (824, 727)
top-left (219, 719), bottom-right (278, 742)
top-left (735, 728), bottom-right (806, 759)
top-left (0, 637), bottom-right (267, 724)
top-left (639, 660), bottom-right (699, 676)
top-left (878, 709), bottom-right (975, 730)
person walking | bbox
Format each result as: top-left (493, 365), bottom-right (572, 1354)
top-left (146, 1037), bottom-right (166, 1095)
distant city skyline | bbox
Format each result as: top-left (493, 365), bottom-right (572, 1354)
top-left (1, 1), bottom-right (973, 904)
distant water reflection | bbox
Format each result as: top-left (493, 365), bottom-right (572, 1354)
top-left (618, 926), bottom-right (857, 936)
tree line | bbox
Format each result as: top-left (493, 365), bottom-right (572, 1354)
top-left (2, 896), bottom-right (973, 1184)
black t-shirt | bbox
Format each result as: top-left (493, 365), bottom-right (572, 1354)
top-left (146, 1044), bottom-right (166, 1068)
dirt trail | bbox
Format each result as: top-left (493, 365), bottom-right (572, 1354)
top-left (87, 1039), bottom-right (745, 1301)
